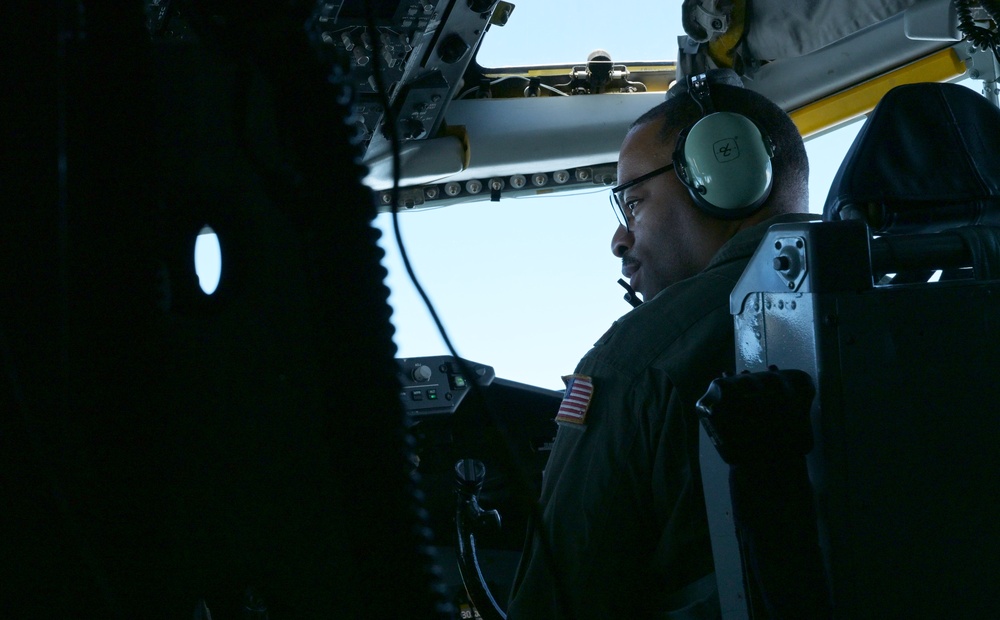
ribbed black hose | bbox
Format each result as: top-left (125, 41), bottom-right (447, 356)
top-left (956, 0), bottom-right (1000, 51)
top-left (207, 6), bottom-right (453, 618)
top-left (2, 0), bottom-right (452, 615)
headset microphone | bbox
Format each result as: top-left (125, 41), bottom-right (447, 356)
top-left (671, 71), bottom-right (775, 220)
top-left (618, 278), bottom-right (643, 307)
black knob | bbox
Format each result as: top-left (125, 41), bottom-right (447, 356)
top-left (438, 33), bottom-right (470, 64)
top-left (399, 117), bottom-right (426, 140)
top-left (467, 0), bottom-right (498, 12)
top-left (455, 459), bottom-right (485, 493)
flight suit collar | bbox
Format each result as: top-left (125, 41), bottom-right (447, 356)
top-left (705, 213), bottom-right (820, 273)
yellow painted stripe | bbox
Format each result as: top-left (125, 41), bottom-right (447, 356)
top-left (707, 0), bottom-right (747, 69)
top-left (791, 48), bottom-right (967, 137)
top-left (508, 65), bottom-right (675, 79)
top-left (523, 68), bottom-right (577, 77)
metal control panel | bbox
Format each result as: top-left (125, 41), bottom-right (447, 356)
top-left (305, 0), bottom-right (508, 151)
top-left (397, 355), bottom-right (495, 416)
top-left (396, 355), bottom-right (561, 610)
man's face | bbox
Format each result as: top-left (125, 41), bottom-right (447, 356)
top-left (611, 119), bottom-right (729, 301)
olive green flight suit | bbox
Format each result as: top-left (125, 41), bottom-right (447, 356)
top-left (507, 214), bottom-right (817, 619)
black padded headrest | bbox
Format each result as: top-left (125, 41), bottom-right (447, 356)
top-left (823, 82), bottom-right (1000, 233)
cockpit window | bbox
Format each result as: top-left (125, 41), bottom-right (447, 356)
top-left (377, 94), bottom-right (986, 388)
top-left (475, 2), bottom-right (684, 68)
top-left (373, 4), bottom-right (984, 390)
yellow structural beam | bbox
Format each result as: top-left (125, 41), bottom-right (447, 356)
top-left (707, 0), bottom-right (747, 69)
top-left (791, 47), bottom-right (967, 137)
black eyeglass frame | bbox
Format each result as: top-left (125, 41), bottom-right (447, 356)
top-left (609, 163), bottom-right (675, 230)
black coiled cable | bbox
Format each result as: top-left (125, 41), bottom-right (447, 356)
top-left (955, 0), bottom-right (1000, 57)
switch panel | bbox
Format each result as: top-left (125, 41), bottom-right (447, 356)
top-left (397, 355), bottom-right (495, 416)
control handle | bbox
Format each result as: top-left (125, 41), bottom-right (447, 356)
top-left (454, 459), bottom-right (506, 620)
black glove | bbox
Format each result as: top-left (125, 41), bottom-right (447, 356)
top-left (696, 366), bottom-right (815, 465)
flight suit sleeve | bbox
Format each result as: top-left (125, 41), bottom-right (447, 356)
top-left (507, 353), bottom-right (686, 619)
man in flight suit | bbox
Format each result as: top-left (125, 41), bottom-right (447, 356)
top-left (507, 72), bottom-right (814, 618)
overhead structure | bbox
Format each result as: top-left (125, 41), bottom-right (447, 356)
top-left (301, 0), bottom-right (990, 211)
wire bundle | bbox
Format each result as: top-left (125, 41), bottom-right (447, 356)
top-left (956, 0), bottom-right (1000, 60)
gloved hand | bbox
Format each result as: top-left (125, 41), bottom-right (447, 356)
top-left (696, 366), bottom-right (816, 465)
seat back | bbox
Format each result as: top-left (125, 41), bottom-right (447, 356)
top-left (702, 82), bottom-right (1000, 618)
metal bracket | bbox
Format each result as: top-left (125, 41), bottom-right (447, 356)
top-left (964, 43), bottom-right (1000, 107)
top-left (772, 236), bottom-right (808, 292)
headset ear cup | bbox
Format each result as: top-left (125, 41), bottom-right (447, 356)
top-left (763, 132), bottom-right (776, 158)
top-left (673, 112), bottom-right (774, 220)
top-left (673, 129), bottom-right (713, 202)
top-left (672, 126), bottom-right (692, 187)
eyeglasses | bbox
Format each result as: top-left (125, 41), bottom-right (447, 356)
top-left (610, 163), bottom-right (674, 231)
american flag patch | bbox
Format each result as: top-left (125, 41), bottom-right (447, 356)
top-left (555, 374), bottom-right (594, 425)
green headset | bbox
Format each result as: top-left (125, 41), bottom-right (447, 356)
top-left (671, 70), bottom-right (775, 220)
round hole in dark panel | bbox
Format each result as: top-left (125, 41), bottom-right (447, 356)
top-left (194, 225), bottom-right (222, 295)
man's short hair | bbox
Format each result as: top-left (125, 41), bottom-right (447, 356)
top-left (631, 82), bottom-right (810, 215)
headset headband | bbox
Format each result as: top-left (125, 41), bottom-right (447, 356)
top-left (688, 73), bottom-right (715, 115)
